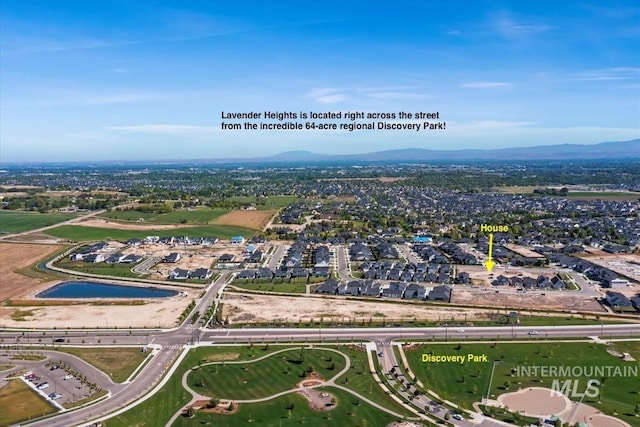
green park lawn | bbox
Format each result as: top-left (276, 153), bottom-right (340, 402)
top-left (104, 345), bottom-right (412, 427)
top-left (171, 387), bottom-right (400, 427)
top-left (404, 341), bottom-right (640, 420)
top-left (0, 211), bottom-right (79, 233)
top-left (189, 348), bottom-right (346, 400)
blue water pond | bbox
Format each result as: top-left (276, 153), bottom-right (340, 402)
top-left (37, 281), bottom-right (178, 299)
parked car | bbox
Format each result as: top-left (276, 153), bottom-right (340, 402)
top-left (36, 382), bottom-right (49, 390)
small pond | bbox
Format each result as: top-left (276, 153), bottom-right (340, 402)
top-left (37, 281), bottom-right (178, 299)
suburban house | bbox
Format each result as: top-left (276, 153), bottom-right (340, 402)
top-left (230, 235), bottom-right (246, 245)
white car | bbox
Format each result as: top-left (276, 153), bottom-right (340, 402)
top-left (452, 413), bottom-right (464, 421)
top-left (63, 374), bottom-right (73, 380)
top-left (456, 328), bottom-right (465, 333)
top-left (528, 330), bottom-right (539, 335)
top-left (37, 382), bottom-right (49, 390)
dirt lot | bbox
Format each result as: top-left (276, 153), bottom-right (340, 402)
top-left (212, 210), bottom-right (275, 230)
top-left (451, 288), bottom-right (605, 312)
top-left (221, 294), bottom-right (506, 324)
top-left (578, 254), bottom-right (640, 283)
top-left (0, 242), bottom-right (196, 329)
top-left (0, 243), bottom-right (64, 301)
top-left (0, 293), bottom-right (195, 329)
top-left (504, 244), bottom-right (544, 258)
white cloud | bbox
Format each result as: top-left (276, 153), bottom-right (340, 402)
top-left (307, 88), bottom-right (347, 104)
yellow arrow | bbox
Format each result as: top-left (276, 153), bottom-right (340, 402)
top-left (484, 233), bottom-right (495, 272)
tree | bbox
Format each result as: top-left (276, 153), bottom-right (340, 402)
top-left (185, 407), bottom-right (194, 418)
top-left (504, 380), bottom-right (510, 390)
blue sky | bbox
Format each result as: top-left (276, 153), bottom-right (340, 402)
top-left (1, 0), bottom-right (639, 162)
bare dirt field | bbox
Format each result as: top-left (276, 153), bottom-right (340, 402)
top-left (0, 243), bottom-right (64, 301)
top-left (0, 290), bottom-right (196, 329)
top-left (212, 210), bottom-right (275, 230)
top-left (0, 242), bottom-right (196, 329)
top-left (504, 244), bottom-right (544, 258)
top-left (577, 254), bottom-right (640, 283)
top-left (75, 218), bottom-right (195, 230)
top-left (221, 294), bottom-right (506, 324)
top-left (451, 288), bottom-right (605, 312)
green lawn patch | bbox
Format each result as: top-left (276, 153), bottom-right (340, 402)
top-left (172, 387), bottom-right (400, 427)
top-left (333, 346), bottom-right (414, 417)
top-left (0, 379), bottom-right (57, 426)
top-left (58, 347), bottom-right (147, 383)
top-left (44, 224), bottom-right (255, 241)
top-left (54, 258), bottom-right (147, 279)
top-left (405, 341), bottom-right (640, 420)
top-left (0, 211), bottom-right (79, 234)
top-left (189, 348), bottom-right (346, 400)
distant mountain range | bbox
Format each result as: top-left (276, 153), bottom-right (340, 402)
top-left (224, 139), bottom-right (640, 163)
top-left (2, 139), bottom-right (638, 167)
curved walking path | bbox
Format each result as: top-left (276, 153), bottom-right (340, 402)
top-left (166, 346), bottom-right (415, 426)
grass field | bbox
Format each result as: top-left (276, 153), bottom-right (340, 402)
top-left (405, 341), bottom-right (640, 420)
top-left (0, 211), bottom-right (79, 234)
top-left (104, 345), bottom-right (408, 427)
top-left (229, 195), bottom-right (300, 210)
top-left (98, 208), bottom-right (229, 224)
top-left (44, 224), bottom-right (255, 241)
top-left (189, 348), bottom-right (346, 400)
top-left (54, 258), bottom-right (148, 279)
top-left (171, 387), bottom-right (400, 427)
top-left (333, 346), bottom-right (414, 417)
top-left (58, 347), bottom-right (148, 383)
top-left (0, 379), bottom-right (57, 426)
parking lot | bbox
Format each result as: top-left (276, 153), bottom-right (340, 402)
top-left (1, 351), bottom-right (104, 411)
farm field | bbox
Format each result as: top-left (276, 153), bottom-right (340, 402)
top-left (212, 209), bottom-right (276, 230)
top-left (0, 243), bottom-right (65, 302)
top-left (44, 224), bottom-right (255, 241)
top-left (0, 379), bottom-right (57, 426)
top-left (0, 211), bottom-right (79, 233)
top-left (228, 195), bottom-right (300, 209)
top-left (404, 341), bottom-right (640, 421)
top-left (98, 208), bottom-right (229, 224)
